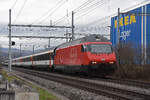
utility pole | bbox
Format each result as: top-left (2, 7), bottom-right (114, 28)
top-left (33, 45), bottom-right (34, 54)
top-left (65, 29), bottom-right (68, 42)
top-left (20, 44), bottom-right (22, 56)
top-left (8, 9), bottom-right (12, 72)
top-left (71, 11), bottom-right (74, 41)
top-left (50, 20), bottom-right (52, 26)
top-left (49, 19), bottom-right (52, 49)
top-left (48, 38), bottom-right (50, 49)
top-left (117, 8), bottom-right (121, 67)
top-left (117, 8), bottom-right (120, 45)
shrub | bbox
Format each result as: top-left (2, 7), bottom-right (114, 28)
top-left (113, 44), bottom-right (150, 81)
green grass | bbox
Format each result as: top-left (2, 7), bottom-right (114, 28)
top-left (1, 70), bottom-right (59, 100)
top-left (1, 70), bottom-right (18, 81)
top-left (38, 88), bottom-right (58, 100)
top-left (30, 83), bottom-right (59, 100)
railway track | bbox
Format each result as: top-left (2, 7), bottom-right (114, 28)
top-left (25, 67), bottom-right (150, 89)
top-left (10, 67), bottom-right (150, 100)
top-left (93, 77), bottom-right (150, 89)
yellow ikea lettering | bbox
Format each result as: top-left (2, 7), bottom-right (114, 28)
top-left (119, 18), bottom-right (123, 26)
top-left (124, 16), bottom-right (129, 25)
top-left (130, 14), bottom-right (136, 24)
top-left (114, 18), bottom-right (123, 28)
top-left (114, 15), bottom-right (136, 28)
top-left (115, 20), bottom-right (117, 28)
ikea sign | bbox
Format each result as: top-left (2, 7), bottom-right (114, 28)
top-left (114, 14), bottom-right (136, 28)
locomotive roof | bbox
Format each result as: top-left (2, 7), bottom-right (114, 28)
top-left (79, 34), bottom-right (109, 42)
top-left (57, 34), bottom-right (109, 49)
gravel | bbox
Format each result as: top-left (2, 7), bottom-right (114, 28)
top-left (82, 78), bottom-right (150, 95)
top-left (12, 70), bottom-right (113, 100)
top-left (6, 68), bottom-right (150, 100)
top-left (48, 72), bottom-right (150, 95)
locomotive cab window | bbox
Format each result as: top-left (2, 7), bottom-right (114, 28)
top-left (88, 44), bottom-right (112, 54)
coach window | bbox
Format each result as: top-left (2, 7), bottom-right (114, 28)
top-left (24, 58), bottom-right (26, 62)
top-left (37, 55), bottom-right (41, 61)
top-left (37, 55), bottom-right (40, 60)
top-left (45, 53), bottom-right (49, 60)
top-left (27, 58), bottom-right (29, 61)
top-left (42, 54), bottom-right (45, 60)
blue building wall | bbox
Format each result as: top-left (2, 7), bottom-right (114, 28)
top-left (111, 3), bottom-right (150, 64)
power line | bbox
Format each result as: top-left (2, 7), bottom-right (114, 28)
top-left (76, 0), bottom-right (105, 19)
top-left (37, 1), bottom-right (66, 24)
top-left (53, 0), bottom-right (94, 25)
top-left (122, 0), bottom-right (150, 13)
top-left (31, 0), bottom-right (64, 25)
top-left (77, 0), bottom-right (104, 15)
top-left (54, 0), bottom-right (92, 24)
top-left (54, 12), bottom-right (72, 25)
top-left (11, 0), bottom-right (18, 9)
top-left (54, 0), bottom-right (100, 25)
top-left (84, 0), bottom-right (150, 27)
top-left (74, 0), bottom-right (94, 12)
top-left (13, 0), bottom-right (28, 24)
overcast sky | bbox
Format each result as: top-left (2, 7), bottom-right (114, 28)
top-left (0, 0), bottom-right (149, 50)
top-left (0, 0), bottom-right (147, 24)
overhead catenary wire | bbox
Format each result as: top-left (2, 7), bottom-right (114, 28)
top-left (74, 0), bottom-right (106, 26)
top-left (84, 0), bottom-right (150, 27)
top-left (30, 0), bottom-right (64, 25)
top-left (85, 14), bottom-right (113, 27)
top-left (55, 0), bottom-right (142, 26)
top-left (54, 12), bottom-right (72, 25)
top-left (13, 0), bottom-right (28, 24)
top-left (37, 0), bottom-right (66, 24)
top-left (73, 0), bottom-right (94, 12)
top-left (75, 0), bottom-right (105, 18)
top-left (75, 0), bottom-right (103, 14)
top-left (11, 0), bottom-right (18, 9)
top-left (73, 0), bottom-right (110, 34)
top-left (54, 0), bottom-right (102, 25)
top-left (53, 0), bottom-right (96, 25)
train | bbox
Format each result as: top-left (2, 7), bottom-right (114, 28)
top-left (5, 34), bottom-right (117, 76)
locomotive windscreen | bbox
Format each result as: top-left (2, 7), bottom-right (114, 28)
top-left (88, 44), bottom-right (112, 54)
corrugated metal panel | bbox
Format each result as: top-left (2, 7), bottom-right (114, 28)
top-left (110, 3), bottom-right (150, 64)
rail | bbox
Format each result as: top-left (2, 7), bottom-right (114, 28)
top-left (12, 68), bottom-right (150, 100)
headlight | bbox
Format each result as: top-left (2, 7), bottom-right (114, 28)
top-left (91, 61), bottom-right (97, 64)
top-left (109, 62), bottom-right (114, 64)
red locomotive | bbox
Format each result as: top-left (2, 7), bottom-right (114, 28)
top-left (54, 35), bottom-right (117, 75)
top-left (9, 34), bottom-right (117, 76)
